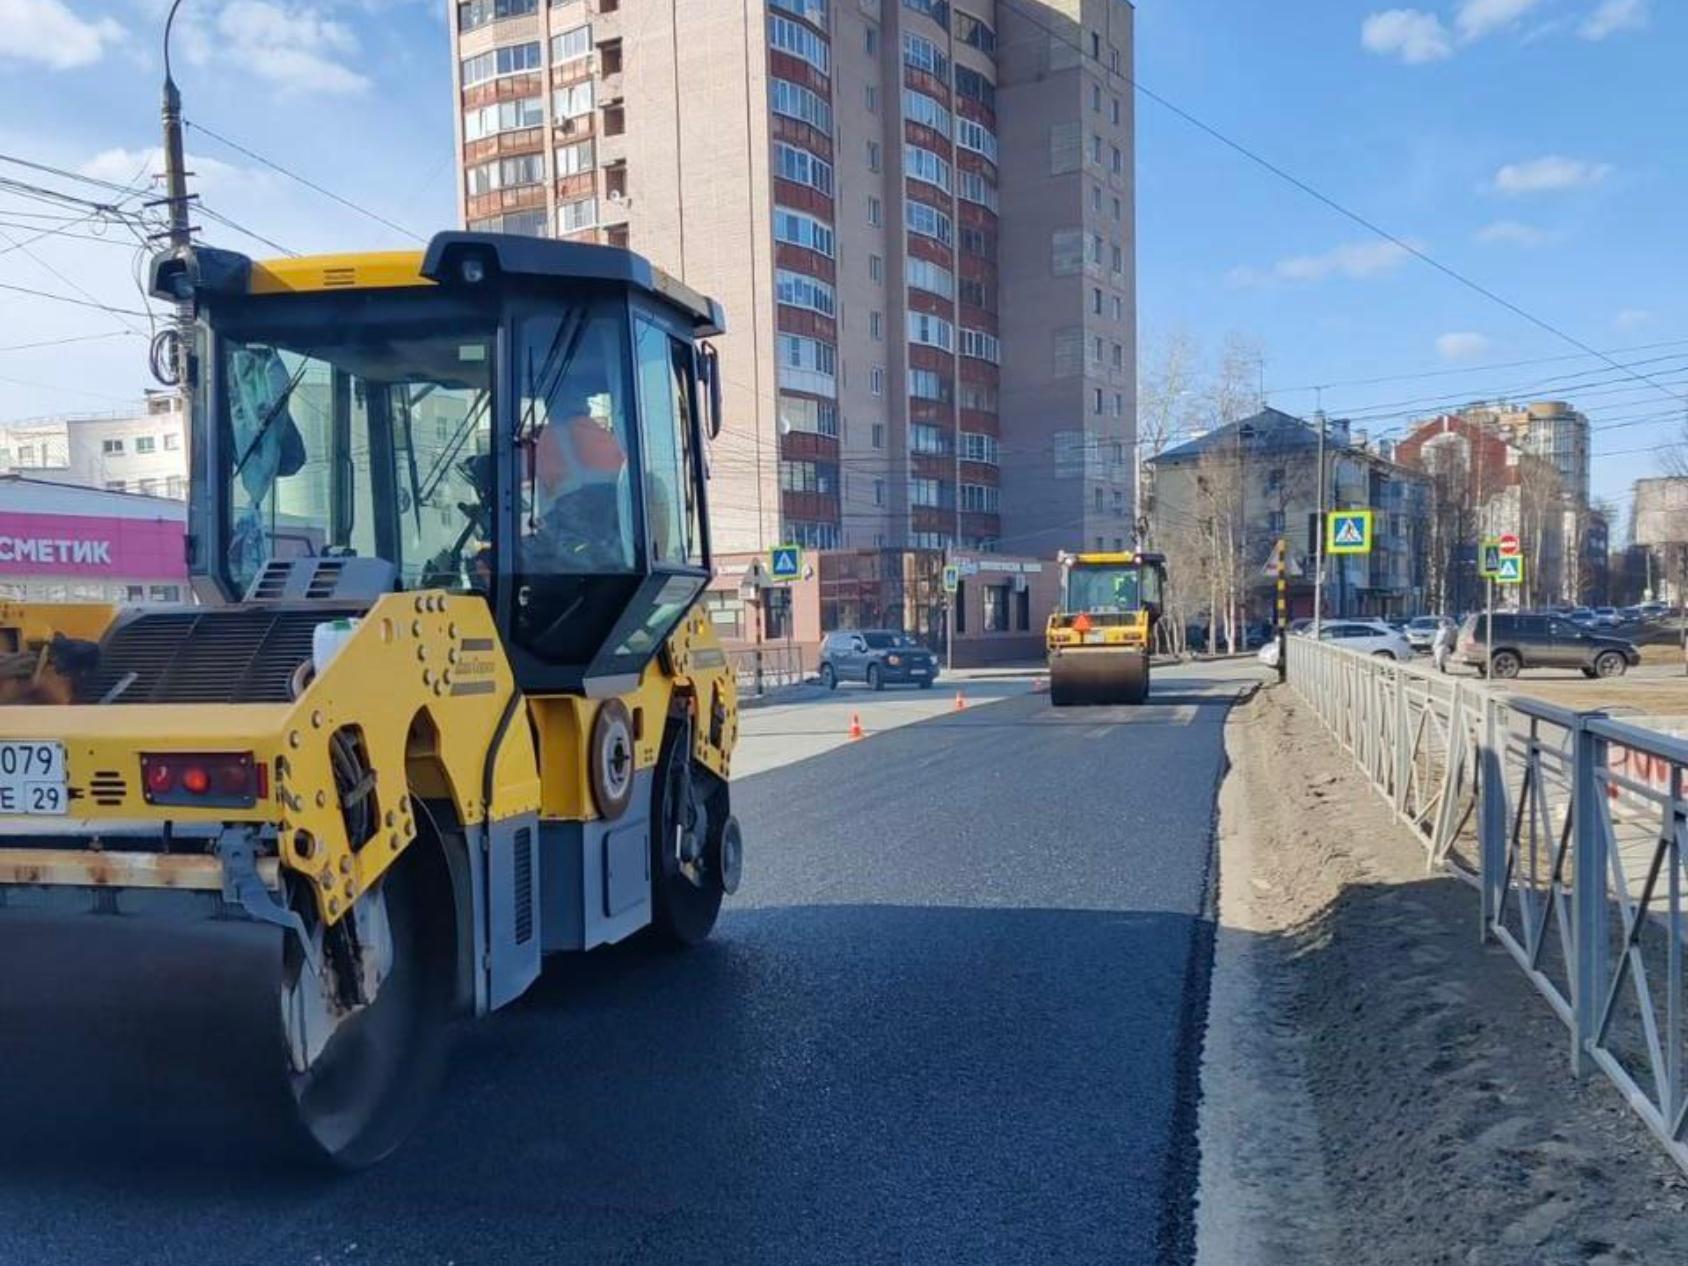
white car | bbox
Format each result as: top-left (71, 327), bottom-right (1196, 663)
top-left (1316, 619), bottom-right (1414, 660)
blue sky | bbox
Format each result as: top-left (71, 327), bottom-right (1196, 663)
top-left (0, 0), bottom-right (1678, 533)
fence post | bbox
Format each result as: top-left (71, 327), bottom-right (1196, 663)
top-left (1479, 695), bottom-right (1506, 943)
top-left (1571, 713), bottom-right (1609, 1079)
top-left (1393, 664), bottom-right (1409, 816)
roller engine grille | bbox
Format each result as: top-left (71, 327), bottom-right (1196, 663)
top-left (80, 609), bottom-right (338, 705)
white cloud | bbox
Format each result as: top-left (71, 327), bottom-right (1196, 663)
top-left (1475, 219), bottom-right (1551, 246)
top-left (1229, 239), bottom-right (1415, 287)
top-left (1436, 332), bottom-right (1491, 361)
top-left (0, 0), bottom-right (124, 69)
top-left (78, 146), bottom-right (244, 193)
top-left (216, 1), bottom-right (369, 95)
top-left (1580, 0), bottom-right (1647, 40)
top-left (1615, 308), bottom-right (1652, 330)
top-left (1491, 154), bottom-right (1612, 194)
top-left (1361, 9), bottom-right (1453, 62)
top-left (1455, 0), bottom-right (1544, 40)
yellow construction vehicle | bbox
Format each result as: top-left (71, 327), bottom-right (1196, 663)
top-left (0, 233), bottom-right (744, 1166)
top-left (1045, 551), bottom-right (1166, 705)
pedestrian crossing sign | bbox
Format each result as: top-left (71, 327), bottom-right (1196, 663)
top-left (768, 545), bottom-right (802, 582)
top-left (1479, 538), bottom-right (1502, 578)
top-left (1493, 554), bottom-right (1524, 586)
top-left (1326, 510), bottom-right (1373, 555)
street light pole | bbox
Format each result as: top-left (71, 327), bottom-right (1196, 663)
top-left (158, 0), bottom-right (197, 398)
top-left (1312, 391), bottom-right (1327, 636)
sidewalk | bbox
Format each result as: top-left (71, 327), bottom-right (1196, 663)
top-left (1196, 684), bottom-right (1687, 1266)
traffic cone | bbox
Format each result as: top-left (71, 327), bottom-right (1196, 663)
top-left (848, 712), bottom-right (864, 741)
top-left (953, 690), bottom-right (967, 711)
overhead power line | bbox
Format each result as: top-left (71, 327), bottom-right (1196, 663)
top-left (185, 119), bottom-right (425, 244)
top-left (0, 279), bottom-right (154, 318)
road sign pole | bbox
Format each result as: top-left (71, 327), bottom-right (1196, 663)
top-left (1275, 537), bottom-right (1287, 683)
top-left (944, 551), bottom-right (953, 674)
top-left (1485, 577), bottom-right (1493, 678)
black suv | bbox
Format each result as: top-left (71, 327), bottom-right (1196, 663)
top-left (818, 630), bottom-right (939, 690)
top-left (1457, 612), bottom-right (1639, 679)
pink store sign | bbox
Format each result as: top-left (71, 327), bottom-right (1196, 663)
top-left (0, 511), bottom-right (186, 580)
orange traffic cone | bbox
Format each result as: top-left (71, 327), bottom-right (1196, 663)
top-left (848, 712), bottom-right (864, 741)
top-left (953, 690), bottom-right (967, 711)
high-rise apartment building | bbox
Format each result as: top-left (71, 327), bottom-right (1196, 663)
top-left (448, 0), bottom-right (1135, 556)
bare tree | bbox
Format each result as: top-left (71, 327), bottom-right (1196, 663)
top-left (1514, 454), bottom-right (1566, 608)
top-left (1135, 330), bottom-right (1203, 551)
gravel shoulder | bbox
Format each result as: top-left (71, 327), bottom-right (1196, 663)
top-left (1197, 683), bottom-right (1688, 1266)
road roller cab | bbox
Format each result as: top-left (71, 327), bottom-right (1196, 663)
top-left (0, 233), bottom-right (743, 1166)
top-left (1046, 551), bottom-right (1165, 706)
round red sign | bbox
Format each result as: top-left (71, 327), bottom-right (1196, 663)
top-left (1498, 533), bottom-right (1521, 557)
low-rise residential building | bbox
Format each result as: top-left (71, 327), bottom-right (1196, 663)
top-left (0, 393), bottom-right (188, 499)
top-left (1146, 406), bottom-right (1430, 625)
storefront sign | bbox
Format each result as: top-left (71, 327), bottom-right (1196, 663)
top-left (0, 511), bottom-right (185, 580)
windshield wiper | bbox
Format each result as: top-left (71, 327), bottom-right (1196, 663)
top-left (231, 357), bottom-right (311, 480)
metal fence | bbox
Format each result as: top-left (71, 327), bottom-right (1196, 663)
top-left (727, 645), bottom-right (807, 697)
top-left (1287, 635), bottom-right (1688, 1174)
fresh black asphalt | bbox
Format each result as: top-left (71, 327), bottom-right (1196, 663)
top-left (0, 665), bottom-right (1249, 1265)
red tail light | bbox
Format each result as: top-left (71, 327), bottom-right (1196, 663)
top-left (140, 752), bottom-right (264, 809)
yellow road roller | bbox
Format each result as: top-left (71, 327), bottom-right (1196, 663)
top-left (1045, 551), bottom-right (1166, 705)
top-left (0, 233), bottom-right (744, 1166)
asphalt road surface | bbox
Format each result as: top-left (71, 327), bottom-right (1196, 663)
top-left (0, 660), bottom-right (1256, 1265)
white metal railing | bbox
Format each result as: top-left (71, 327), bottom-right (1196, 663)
top-left (1287, 635), bottom-right (1688, 1174)
top-left (726, 645), bottom-right (807, 697)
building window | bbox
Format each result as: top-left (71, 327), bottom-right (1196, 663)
top-left (134, 435), bottom-right (156, 454)
top-left (16, 445), bottom-right (33, 465)
top-left (1093, 486), bottom-right (1104, 512)
top-left (467, 153), bottom-right (545, 195)
top-left (105, 480), bottom-right (125, 492)
top-left (768, 14), bottom-right (829, 73)
top-left (469, 209), bottom-right (548, 236)
top-left (873, 478), bottom-right (884, 506)
top-left (1113, 392), bottom-right (1123, 416)
top-left (908, 476), bottom-right (950, 508)
top-left (1091, 134), bottom-right (1103, 164)
top-left (871, 365), bottom-right (885, 395)
top-left (911, 422), bottom-right (952, 455)
top-left (905, 256), bottom-right (954, 299)
top-left (774, 206), bottom-right (836, 256)
top-left (872, 423), bottom-right (885, 449)
top-left (961, 432), bottom-right (998, 463)
top-left (1090, 30), bottom-right (1100, 58)
top-left (551, 23), bottom-right (591, 62)
top-left (778, 334), bottom-right (837, 375)
top-left (865, 24), bottom-right (877, 54)
top-left (1267, 510), bottom-right (1286, 533)
top-left (983, 583), bottom-right (1009, 632)
top-left (769, 0), bottom-right (829, 25)
top-left (775, 142), bottom-right (834, 195)
top-left (1111, 145), bottom-right (1123, 174)
top-left (955, 65), bottom-right (994, 110)
top-left (955, 117), bottom-right (998, 162)
top-left (907, 311), bottom-right (954, 351)
top-left (866, 139), bottom-right (881, 172)
top-left (1111, 343), bottom-right (1123, 370)
top-left (1093, 388), bottom-right (1104, 415)
top-left (102, 438), bottom-right (124, 455)
top-left (1113, 295), bottom-right (1123, 320)
top-left (166, 475), bottom-right (185, 498)
top-left (1091, 82), bottom-right (1101, 112)
top-left (776, 268), bottom-right (837, 316)
top-left (558, 197), bottom-right (597, 231)
top-left (960, 483), bottom-right (999, 513)
top-left (865, 83), bottom-right (878, 113)
top-left (903, 0), bottom-right (948, 28)
top-left (903, 88), bottom-right (951, 137)
top-left (1111, 97), bottom-right (1121, 125)
top-left (955, 11), bottom-right (994, 51)
top-left (902, 31), bottom-right (948, 79)
top-left (786, 520), bottom-right (841, 549)
top-left (958, 277), bottom-right (995, 312)
top-left (457, 0), bottom-right (537, 33)
top-left (779, 458), bottom-right (838, 494)
top-left (554, 80), bottom-right (594, 120)
top-left (955, 170), bottom-right (996, 211)
top-left (464, 95), bottom-right (545, 141)
top-left (555, 138), bottom-right (594, 176)
top-left (959, 224), bottom-right (993, 256)
top-left (869, 311), bottom-right (883, 341)
top-left (905, 200), bottom-right (952, 244)
top-left (1111, 244), bottom-right (1122, 275)
top-left (904, 144), bottom-right (951, 192)
top-left (1051, 228), bottom-right (1083, 275)
top-left (867, 195), bottom-right (882, 226)
top-left (771, 78), bottom-right (833, 133)
top-left (1091, 286), bottom-right (1102, 315)
top-left (778, 395), bottom-right (839, 437)
top-left (959, 329), bottom-right (999, 364)
top-left (907, 368), bottom-right (950, 401)
top-left (461, 40), bottom-right (541, 87)
top-left (868, 253), bottom-right (883, 283)
top-left (958, 381), bottom-right (997, 412)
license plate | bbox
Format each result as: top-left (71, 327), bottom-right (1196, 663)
top-left (1084, 631), bottom-right (1108, 645)
top-left (0, 742), bottom-right (67, 815)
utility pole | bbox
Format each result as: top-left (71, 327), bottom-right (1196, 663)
top-left (1312, 389), bottom-right (1327, 636)
top-left (1274, 536), bottom-right (1287, 683)
top-left (158, 0), bottom-right (197, 398)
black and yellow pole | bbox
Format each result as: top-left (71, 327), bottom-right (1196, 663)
top-left (1275, 537), bottom-right (1288, 682)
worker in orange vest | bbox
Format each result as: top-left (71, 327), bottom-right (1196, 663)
top-left (529, 405), bottom-right (630, 568)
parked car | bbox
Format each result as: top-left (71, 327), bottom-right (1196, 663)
top-left (1315, 620), bottom-right (1414, 660)
top-left (1592, 606), bottom-right (1621, 628)
top-left (818, 629), bottom-right (939, 690)
top-left (1404, 615), bottom-right (1455, 652)
top-left (1567, 607), bottom-right (1596, 625)
top-left (1456, 612), bottom-right (1639, 679)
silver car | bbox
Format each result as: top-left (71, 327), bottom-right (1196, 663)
top-left (1404, 615), bottom-right (1453, 652)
